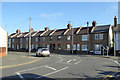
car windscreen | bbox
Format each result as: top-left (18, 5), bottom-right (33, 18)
top-left (42, 49), bottom-right (49, 51)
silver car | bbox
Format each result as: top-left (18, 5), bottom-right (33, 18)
top-left (36, 48), bottom-right (50, 57)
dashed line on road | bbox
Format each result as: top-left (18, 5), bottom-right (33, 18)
top-left (67, 60), bottom-right (72, 63)
top-left (44, 65), bottom-right (57, 71)
top-left (36, 66), bottom-right (69, 79)
top-left (75, 60), bottom-right (82, 65)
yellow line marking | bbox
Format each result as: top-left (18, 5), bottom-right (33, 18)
top-left (103, 70), bottom-right (120, 80)
top-left (0, 58), bottom-right (42, 69)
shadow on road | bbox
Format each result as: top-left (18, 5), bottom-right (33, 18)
top-left (1, 73), bottom-right (56, 80)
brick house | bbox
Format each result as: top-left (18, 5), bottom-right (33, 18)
top-left (8, 20), bottom-right (114, 55)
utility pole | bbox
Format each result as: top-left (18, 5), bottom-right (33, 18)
top-left (29, 17), bottom-right (31, 56)
top-left (69, 21), bottom-right (73, 54)
top-left (87, 22), bottom-right (89, 54)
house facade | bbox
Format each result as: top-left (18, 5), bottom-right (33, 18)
top-left (8, 20), bottom-right (114, 55)
top-left (0, 26), bottom-right (8, 57)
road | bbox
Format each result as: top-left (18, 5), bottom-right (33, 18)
top-left (1, 52), bottom-right (120, 80)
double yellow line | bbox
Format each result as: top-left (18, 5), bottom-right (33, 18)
top-left (0, 58), bottom-right (42, 69)
top-left (103, 70), bottom-right (120, 80)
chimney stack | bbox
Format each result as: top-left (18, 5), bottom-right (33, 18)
top-left (29, 28), bottom-right (34, 32)
top-left (67, 23), bottom-right (72, 29)
top-left (45, 27), bottom-right (49, 31)
top-left (114, 16), bottom-right (117, 27)
top-left (92, 21), bottom-right (97, 27)
top-left (16, 29), bottom-right (21, 33)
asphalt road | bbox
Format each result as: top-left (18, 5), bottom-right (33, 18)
top-left (1, 52), bottom-right (120, 80)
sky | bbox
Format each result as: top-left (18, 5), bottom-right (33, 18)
top-left (1, 2), bottom-right (118, 35)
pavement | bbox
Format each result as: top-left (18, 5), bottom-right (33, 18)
top-left (1, 51), bottom-right (120, 80)
top-left (0, 51), bottom-right (42, 69)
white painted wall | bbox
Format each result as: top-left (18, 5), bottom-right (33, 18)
top-left (0, 26), bottom-right (7, 47)
top-left (108, 26), bottom-right (113, 47)
top-left (115, 32), bottom-right (120, 50)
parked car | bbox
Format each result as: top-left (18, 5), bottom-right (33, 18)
top-left (36, 48), bottom-right (50, 57)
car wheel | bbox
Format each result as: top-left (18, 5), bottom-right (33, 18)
top-left (36, 54), bottom-right (38, 57)
top-left (47, 55), bottom-right (49, 57)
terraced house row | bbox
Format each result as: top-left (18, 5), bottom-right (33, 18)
top-left (8, 19), bottom-right (114, 55)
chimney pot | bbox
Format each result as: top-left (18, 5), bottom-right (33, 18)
top-left (67, 23), bottom-right (72, 29)
top-left (92, 21), bottom-right (97, 27)
top-left (45, 27), bottom-right (49, 31)
top-left (16, 29), bottom-right (21, 33)
top-left (114, 16), bottom-right (117, 27)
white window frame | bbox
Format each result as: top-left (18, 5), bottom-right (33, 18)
top-left (42, 37), bottom-right (45, 42)
top-left (12, 39), bottom-right (14, 43)
top-left (82, 45), bottom-right (88, 51)
top-left (12, 44), bottom-right (14, 49)
top-left (20, 38), bottom-right (22, 43)
top-left (36, 37), bottom-right (38, 42)
top-left (58, 36), bottom-right (61, 40)
top-left (26, 44), bottom-right (28, 49)
top-left (77, 44), bottom-right (80, 51)
top-left (20, 44), bottom-right (22, 49)
top-left (67, 44), bottom-right (70, 50)
top-left (95, 44), bottom-right (102, 51)
top-left (26, 38), bottom-right (28, 42)
top-left (17, 45), bottom-right (19, 49)
top-left (95, 34), bottom-right (103, 40)
top-left (82, 35), bottom-right (88, 41)
top-left (73, 44), bottom-right (76, 50)
top-left (67, 36), bottom-right (71, 41)
top-left (32, 44), bottom-right (34, 49)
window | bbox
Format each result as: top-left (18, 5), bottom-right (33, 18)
top-left (36, 37), bottom-right (38, 42)
top-left (26, 44), bottom-right (28, 49)
top-left (58, 44), bottom-right (61, 50)
top-left (67, 44), bottom-right (70, 50)
top-left (8, 39), bottom-right (11, 48)
top-left (77, 44), bottom-right (80, 51)
top-left (35, 44), bottom-right (38, 49)
top-left (50, 37), bottom-right (53, 41)
top-left (20, 38), bottom-right (22, 43)
top-left (20, 44), bottom-right (22, 49)
top-left (47, 45), bottom-right (49, 49)
top-left (42, 37), bottom-right (45, 42)
top-left (32, 44), bottom-right (34, 49)
top-left (95, 34), bottom-right (103, 40)
top-left (82, 45), bottom-right (88, 51)
top-left (73, 44), bottom-right (76, 50)
top-left (58, 36), bottom-right (61, 40)
top-left (17, 45), bottom-right (19, 49)
top-left (26, 38), bottom-right (28, 42)
top-left (67, 36), bottom-right (71, 41)
top-left (12, 39), bottom-right (14, 43)
top-left (12, 45), bottom-right (14, 49)
top-left (95, 44), bottom-right (102, 51)
top-left (82, 35), bottom-right (88, 41)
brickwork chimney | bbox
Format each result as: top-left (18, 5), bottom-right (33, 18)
top-left (114, 16), bottom-right (117, 27)
top-left (67, 23), bottom-right (72, 29)
top-left (29, 28), bottom-right (34, 32)
top-left (16, 29), bottom-right (21, 33)
top-left (45, 27), bottom-right (49, 31)
top-left (92, 21), bottom-right (97, 27)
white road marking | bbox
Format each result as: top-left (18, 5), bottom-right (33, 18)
top-left (59, 62), bottom-right (72, 65)
top-left (75, 60), bottom-right (82, 64)
top-left (67, 60), bottom-right (72, 63)
top-left (17, 66), bottom-right (44, 73)
top-left (57, 57), bottom-right (63, 63)
top-left (16, 72), bottom-right (25, 80)
top-left (108, 59), bottom-right (120, 66)
top-left (73, 59), bottom-right (76, 61)
top-left (44, 65), bottom-right (57, 71)
top-left (36, 67), bottom-right (69, 79)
